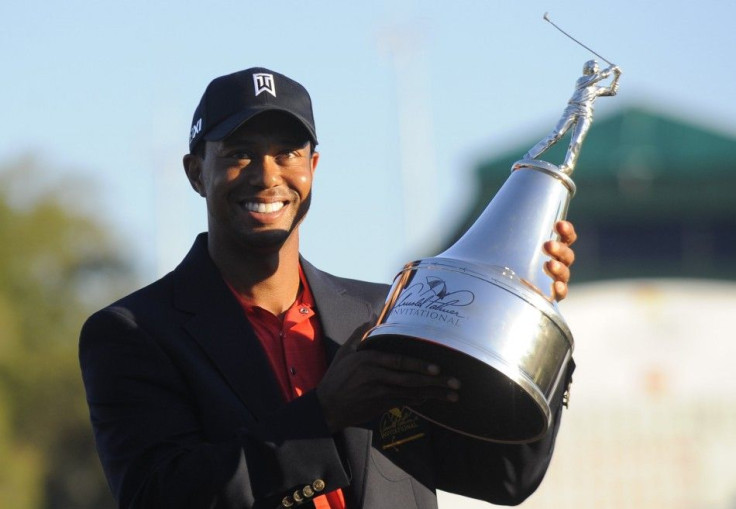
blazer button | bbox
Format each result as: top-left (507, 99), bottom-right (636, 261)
top-left (293, 490), bottom-right (304, 503)
top-left (302, 485), bottom-right (315, 498)
top-left (281, 496), bottom-right (294, 507)
top-left (312, 479), bottom-right (326, 492)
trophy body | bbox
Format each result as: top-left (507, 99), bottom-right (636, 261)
top-left (361, 160), bottom-right (575, 443)
top-left (361, 56), bottom-right (620, 443)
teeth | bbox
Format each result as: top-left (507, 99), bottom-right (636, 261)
top-left (243, 201), bottom-right (285, 213)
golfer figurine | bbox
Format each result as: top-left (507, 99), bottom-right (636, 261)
top-left (523, 60), bottom-right (622, 175)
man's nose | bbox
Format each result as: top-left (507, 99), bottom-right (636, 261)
top-left (247, 157), bottom-right (282, 188)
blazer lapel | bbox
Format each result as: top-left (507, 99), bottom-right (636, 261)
top-left (300, 258), bottom-right (383, 507)
top-left (172, 234), bottom-right (284, 418)
top-left (169, 238), bottom-right (379, 421)
top-left (300, 258), bottom-right (380, 362)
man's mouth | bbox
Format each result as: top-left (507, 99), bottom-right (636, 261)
top-left (241, 201), bottom-right (286, 214)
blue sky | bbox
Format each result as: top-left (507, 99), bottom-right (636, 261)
top-left (3, 0), bottom-right (735, 284)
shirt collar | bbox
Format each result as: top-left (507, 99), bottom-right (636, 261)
top-left (224, 263), bottom-right (316, 317)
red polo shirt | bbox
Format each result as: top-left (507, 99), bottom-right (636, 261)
top-left (227, 266), bottom-right (346, 509)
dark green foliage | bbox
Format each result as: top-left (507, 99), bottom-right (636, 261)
top-left (0, 157), bottom-right (135, 508)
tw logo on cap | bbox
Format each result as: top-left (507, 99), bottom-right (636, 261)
top-left (253, 73), bottom-right (276, 97)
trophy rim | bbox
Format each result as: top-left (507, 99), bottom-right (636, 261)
top-left (512, 159), bottom-right (577, 197)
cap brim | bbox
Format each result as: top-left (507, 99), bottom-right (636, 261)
top-left (204, 106), bottom-right (318, 145)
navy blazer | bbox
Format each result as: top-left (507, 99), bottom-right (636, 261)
top-left (80, 234), bottom-right (569, 509)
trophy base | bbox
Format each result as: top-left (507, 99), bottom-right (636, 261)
top-left (362, 333), bottom-right (547, 443)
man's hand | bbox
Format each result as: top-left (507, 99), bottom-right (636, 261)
top-left (316, 324), bottom-right (460, 434)
top-left (543, 220), bottom-right (577, 301)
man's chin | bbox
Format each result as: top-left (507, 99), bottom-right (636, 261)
top-left (240, 229), bottom-right (292, 252)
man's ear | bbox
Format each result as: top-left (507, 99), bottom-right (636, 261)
top-left (183, 153), bottom-right (206, 197)
top-left (310, 150), bottom-right (320, 175)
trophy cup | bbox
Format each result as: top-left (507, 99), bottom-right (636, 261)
top-left (360, 15), bottom-right (622, 443)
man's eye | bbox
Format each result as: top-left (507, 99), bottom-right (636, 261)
top-left (229, 151), bottom-right (252, 160)
top-left (277, 150), bottom-right (301, 161)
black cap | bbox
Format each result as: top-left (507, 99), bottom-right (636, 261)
top-left (188, 67), bottom-right (317, 152)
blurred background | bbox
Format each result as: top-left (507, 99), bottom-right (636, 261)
top-left (1, 0), bottom-right (735, 507)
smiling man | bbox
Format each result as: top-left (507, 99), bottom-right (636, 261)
top-left (80, 67), bottom-right (577, 509)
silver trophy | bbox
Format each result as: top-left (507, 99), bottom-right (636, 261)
top-left (360, 14), bottom-right (621, 443)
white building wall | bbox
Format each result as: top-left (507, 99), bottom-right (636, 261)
top-left (439, 280), bottom-right (736, 509)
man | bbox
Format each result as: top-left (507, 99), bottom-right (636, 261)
top-left (80, 67), bottom-right (577, 509)
top-left (524, 59), bottom-right (622, 174)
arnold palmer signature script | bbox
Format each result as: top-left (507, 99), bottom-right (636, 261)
top-left (393, 276), bottom-right (475, 317)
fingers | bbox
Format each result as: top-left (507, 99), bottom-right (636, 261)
top-left (544, 220), bottom-right (578, 301)
top-left (317, 346), bottom-right (461, 432)
top-left (555, 220), bottom-right (578, 246)
top-left (544, 241), bottom-right (575, 267)
top-left (375, 349), bottom-right (440, 376)
top-left (360, 350), bottom-right (457, 390)
top-left (362, 350), bottom-right (461, 400)
top-left (545, 258), bottom-right (571, 301)
top-left (544, 220), bottom-right (577, 267)
top-left (545, 259), bottom-right (571, 284)
top-left (389, 383), bottom-right (460, 407)
top-left (552, 280), bottom-right (568, 301)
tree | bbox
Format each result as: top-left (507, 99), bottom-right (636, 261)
top-left (0, 156), bottom-right (136, 508)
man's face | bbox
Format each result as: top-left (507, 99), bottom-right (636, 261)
top-left (185, 111), bottom-right (319, 252)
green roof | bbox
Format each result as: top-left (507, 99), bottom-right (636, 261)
top-left (477, 106), bottom-right (736, 183)
top-left (442, 106), bottom-right (736, 282)
top-left (452, 106), bottom-right (736, 228)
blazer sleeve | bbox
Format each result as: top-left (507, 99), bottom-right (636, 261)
top-left (80, 307), bottom-right (351, 509)
top-left (430, 358), bottom-right (575, 505)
